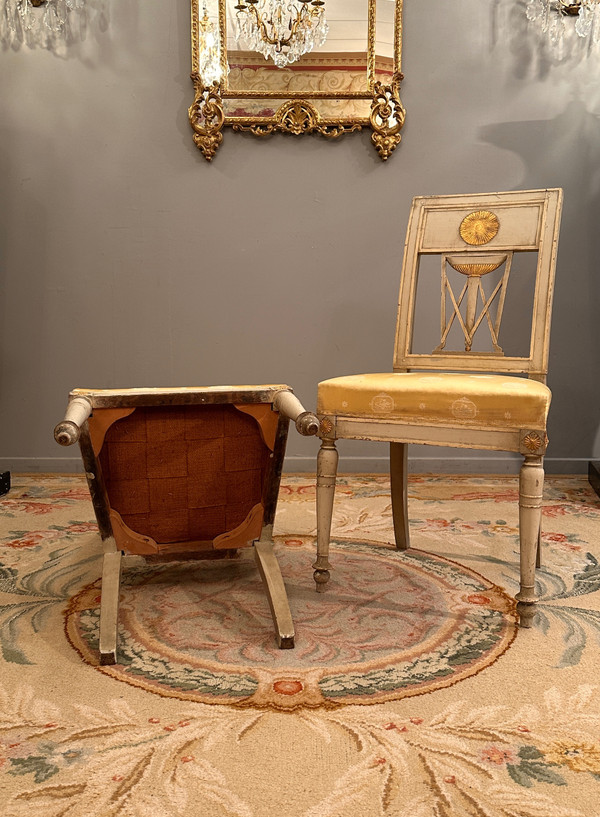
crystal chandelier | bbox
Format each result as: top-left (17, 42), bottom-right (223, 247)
top-left (234, 0), bottom-right (328, 69)
top-left (197, 3), bottom-right (226, 85)
top-left (526, 1), bottom-right (600, 50)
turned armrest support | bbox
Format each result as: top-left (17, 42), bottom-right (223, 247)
top-left (273, 390), bottom-right (319, 437)
top-left (54, 397), bottom-right (93, 446)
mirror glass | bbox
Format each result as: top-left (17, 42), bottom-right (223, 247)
top-left (222, 0), bottom-right (395, 119)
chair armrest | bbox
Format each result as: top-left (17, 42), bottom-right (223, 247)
top-left (273, 390), bottom-right (319, 437)
top-left (54, 397), bottom-right (93, 446)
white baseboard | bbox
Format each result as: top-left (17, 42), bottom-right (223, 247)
top-left (0, 458), bottom-right (84, 474)
top-left (0, 456), bottom-right (589, 476)
top-left (282, 456), bottom-right (589, 475)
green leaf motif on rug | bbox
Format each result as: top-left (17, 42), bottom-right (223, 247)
top-left (506, 746), bottom-right (568, 788)
top-left (507, 760), bottom-right (567, 788)
top-left (8, 756), bottom-right (61, 784)
top-left (0, 539), bottom-right (99, 666)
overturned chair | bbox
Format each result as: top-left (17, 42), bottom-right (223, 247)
top-left (55, 385), bottom-right (318, 663)
top-left (314, 189), bottom-right (563, 626)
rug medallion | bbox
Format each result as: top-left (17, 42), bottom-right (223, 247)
top-left (65, 540), bottom-right (516, 710)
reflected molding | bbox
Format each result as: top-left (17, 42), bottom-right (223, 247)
top-left (189, 0), bottom-right (405, 161)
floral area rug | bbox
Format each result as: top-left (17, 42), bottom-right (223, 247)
top-left (1, 473), bottom-right (600, 817)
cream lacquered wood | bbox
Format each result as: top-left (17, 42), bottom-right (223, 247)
top-left (314, 189), bottom-right (563, 627)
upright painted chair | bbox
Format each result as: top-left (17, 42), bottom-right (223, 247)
top-left (314, 189), bottom-right (563, 626)
top-left (55, 385), bottom-right (318, 663)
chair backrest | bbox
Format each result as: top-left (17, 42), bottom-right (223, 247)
top-left (393, 189), bottom-right (563, 381)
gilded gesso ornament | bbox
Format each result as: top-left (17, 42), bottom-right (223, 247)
top-left (448, 261), bottom-right (504, 277)
top-left (188, 81), bottom-right (225, 161)
top-left (522, 432), bottom-right (544, 453)
top-left (459, 211), bottom-right (500, 246)
top-left (232, 101), bottom-right (363, 139)
top-left (319, 417), bottom-right (334, 435)
top-left (370, 75), bottom-right (406, 161)
top-left (279, 100), bottom-right (318, 135)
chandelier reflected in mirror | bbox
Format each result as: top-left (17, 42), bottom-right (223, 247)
top-left (234, 0), bottom-right (328, 68)
top-left (526, 1), bottom-right (600, 51)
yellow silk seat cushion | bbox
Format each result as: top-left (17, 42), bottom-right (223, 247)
top-left (317, 372), bottom-right (551, 431)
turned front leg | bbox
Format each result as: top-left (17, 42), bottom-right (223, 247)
top-left (313, 438), bottom-right (338, 592)
top-left (516, 455), bottom-right (544, 627)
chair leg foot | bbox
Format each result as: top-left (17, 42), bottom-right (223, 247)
top-left (313, 568), bottom-right (330, 593)
top-left (516, 601), bottom-right (537, 628)
top-left (254, 535), bottom-right (295, 650)
top-left (99, 549), bottom-right (123, 665)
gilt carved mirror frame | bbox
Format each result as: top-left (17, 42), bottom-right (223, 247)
top-left (189, 0), bottom-right (405, 162)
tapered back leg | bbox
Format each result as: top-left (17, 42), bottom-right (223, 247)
top-left (390, 441), bottom-right (410, 550)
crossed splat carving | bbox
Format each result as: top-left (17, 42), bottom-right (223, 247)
top-left (434, 253), bottom-right (513, 354)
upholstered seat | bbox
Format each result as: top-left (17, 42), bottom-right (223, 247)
top-left (317, 372), bottom-right (551, 431)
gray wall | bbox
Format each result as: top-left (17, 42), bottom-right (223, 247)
top-left (1, 1), bottom-right (599, 474)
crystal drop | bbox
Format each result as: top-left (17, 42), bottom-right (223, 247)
top-left (576, 5), bottom-right (593, 37)
top-left (526, 0), bottom-right (542, 22)
top-left (17, 0), bottom-right (35, 30)
top-left (592, 5), bottom-right (600, 43)
top-left (548, 13), bottom-right (565, 45)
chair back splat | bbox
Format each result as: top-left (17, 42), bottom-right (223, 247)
top-left (394, 189), bottom-right (562, 381)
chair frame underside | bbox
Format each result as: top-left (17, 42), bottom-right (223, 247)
top-left (57, 386), bottom-right (306, 663)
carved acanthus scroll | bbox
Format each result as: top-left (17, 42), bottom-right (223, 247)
top-left (369, 74), bottom-right (406, 161)
top-left (232, 99), bottom-right (363, 140)
top-left (188, 79), bottom-right (225, 162)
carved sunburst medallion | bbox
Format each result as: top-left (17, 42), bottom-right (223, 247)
top-left (522, 432), bottom-right (544, 452)
top-left (459, 211), bottom-right (500, 246)
top-left (319, 417), bottom-right (333, 435)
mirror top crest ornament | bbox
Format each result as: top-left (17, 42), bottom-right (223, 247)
top-left (189, 0), bottom-right (405, 162)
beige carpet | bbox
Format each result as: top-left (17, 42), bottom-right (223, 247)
top-left (1, 474), bottom-right (600, 817)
